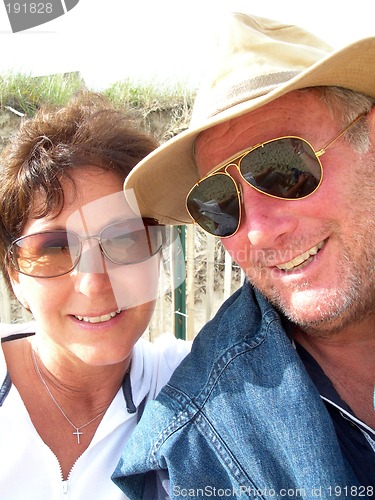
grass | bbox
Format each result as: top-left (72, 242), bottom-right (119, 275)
top-left (0, 71), bottom-right (196, 119)
top-left (102, 78), bottom-right (195, 142)
top-left (0, 71), bottom-right (196, 143)
top-left (0, 71), bottom-right (84, 115)
top-left (103, 78), bottom-right (196, 112)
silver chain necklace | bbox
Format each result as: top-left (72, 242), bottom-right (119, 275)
top-left (31, 348), bottom-right (109, 444)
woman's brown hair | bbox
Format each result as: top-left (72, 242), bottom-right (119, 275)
top-left (0, 91), bottom-right (158, 290)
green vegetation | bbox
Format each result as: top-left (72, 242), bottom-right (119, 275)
top-left (0, 72), bottom-right (84, 115)
top-left (103, 78), bottom-right (195, 112)
top-left (0, 71), bottom-right (196, 143)
top-left (0, 71), bottom-right (195, 115)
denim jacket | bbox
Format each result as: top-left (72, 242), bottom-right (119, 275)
top-left (113, 281), bottom-right (359, 499)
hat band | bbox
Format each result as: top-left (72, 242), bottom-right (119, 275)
top-left (192, 70), bottom-right (301, 123)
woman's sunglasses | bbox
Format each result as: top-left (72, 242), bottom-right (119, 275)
top-left (186, 113), bottom-right (366, 237)
top-left (9, 218), bottom-right (163, 278)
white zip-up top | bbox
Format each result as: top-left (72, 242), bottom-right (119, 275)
top-left (0, 330), bottom-right (190, 499)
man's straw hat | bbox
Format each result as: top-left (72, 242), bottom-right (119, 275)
top-left (125, 13), bottom-right (375, 225)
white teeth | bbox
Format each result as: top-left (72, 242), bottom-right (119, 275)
top-left (75, 309), bottom-right (122, 323)
top-left (276, 241), bottom-right (324, 271)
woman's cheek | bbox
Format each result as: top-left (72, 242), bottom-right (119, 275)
top-left (108, 253), bottom-right (161, 309)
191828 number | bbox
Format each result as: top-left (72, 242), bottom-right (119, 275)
top-left (328, 486), bottom-right (373, 497)
top-left (5, 3), bottom-right (53, 14)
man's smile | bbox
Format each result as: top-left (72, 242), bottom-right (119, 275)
top-left (276, 240), bottom-right (325, 271)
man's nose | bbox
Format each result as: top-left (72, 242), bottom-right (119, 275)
top-left (240, 182), bottom-right (298, 248)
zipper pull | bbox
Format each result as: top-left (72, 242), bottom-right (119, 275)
top-left (62, 480), bottom-right (69, 495)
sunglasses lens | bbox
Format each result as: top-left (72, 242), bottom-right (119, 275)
top-left (187, 174), bottom-right (240, 237)
top-left (101, 220), bottom-right (163, 264)
top-left (12, 231), bottom-right (80, 277)
top-left (240, 138), bottom-right (321, 199)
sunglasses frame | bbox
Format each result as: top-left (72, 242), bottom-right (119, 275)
top-left (186, 112), bottom-right (367, 238)
top-left (9, 217), bottom-right (163, 278)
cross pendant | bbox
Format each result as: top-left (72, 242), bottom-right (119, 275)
top-left (73, 428), bottom-right (83, 444)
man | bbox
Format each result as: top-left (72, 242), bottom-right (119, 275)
top-left (113, 13), bottom-right (375, 498)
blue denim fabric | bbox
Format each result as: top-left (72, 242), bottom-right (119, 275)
top-left (113, 281), bottom-right (360, 499)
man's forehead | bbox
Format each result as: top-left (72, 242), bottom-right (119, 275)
top-left (194, 111), bottom-right (257, 173)
top-left (194, 90), bottom-right (321, 172)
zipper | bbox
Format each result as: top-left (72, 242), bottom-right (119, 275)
top-left (56, 389), bottom-right (132, 497)
top-left (60, 417), bottom-right (129, 497)
top-left (50, 449), bottom-right (72, 498)
top-left (62, 479), bottom-right (69, 496)
top-left (49, 447), bottom-right (80, 498)
top-left (60, 452), bottom-right (83, 498)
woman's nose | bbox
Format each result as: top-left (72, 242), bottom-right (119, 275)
top-left (72, 243), bottom-right (112, 295)
top-left (75, 241), bottom-right (106, 274)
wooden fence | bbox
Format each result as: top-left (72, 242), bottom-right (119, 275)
top-left (148, 225), bottom-right (245, 340)
top-left (0, 225), bottom-right (245, 340)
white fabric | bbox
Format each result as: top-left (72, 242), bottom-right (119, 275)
top-left (0, 321), bottom-right (36, 338)
top-left (0, 327), bottom-right (191, 499)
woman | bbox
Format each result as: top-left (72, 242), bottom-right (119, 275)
top-left (0, 92), bottom-right (189, 499)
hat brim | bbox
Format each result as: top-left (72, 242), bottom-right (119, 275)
top-left (125, 36), bottom-right (375, 225)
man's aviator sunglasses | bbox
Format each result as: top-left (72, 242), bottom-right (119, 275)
top-left (186, 113), bottom-right (366, 238)
top-left (9, 218), bottom-right (163, 278)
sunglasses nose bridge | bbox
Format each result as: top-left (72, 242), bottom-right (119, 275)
top-left (223, 161), bottom-right (240, 174)
top-left (74, 235), bottom-right (107, 273)
top-left (224, 162), bottom-right (247, 201)
top-left (223, 162), bottom-right (242, 186)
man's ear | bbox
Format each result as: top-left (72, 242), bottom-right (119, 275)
top-left (9, 272), bottom-right (30, 311)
